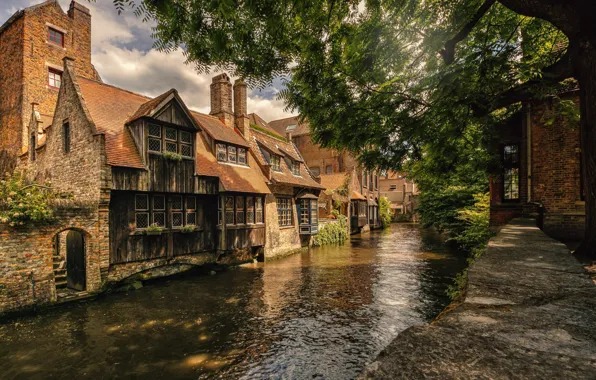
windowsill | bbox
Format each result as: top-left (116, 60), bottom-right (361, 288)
top-left (130, 227), bottom-right (203, 235)
top-left (217, 223), bottom-right (265, 230)
top-left (148, 152), bottom-right (194, 160)
top-left (279, 225), bottom-right (295, 230)
top-left (217, 161), bottom-right (250, 168)
top-left (47, 85), bottom-right (60, 91)
top-left (46, 41), bottom-right (66, 50)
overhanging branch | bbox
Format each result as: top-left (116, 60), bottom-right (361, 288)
top-left (440, 0), bottom-right (497, 64)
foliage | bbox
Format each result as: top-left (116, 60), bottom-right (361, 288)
top-left (145, 223), bottom-right (164, 233)
top-left (0, 172), bottom-right (55, 227)
top-left (378, 196), bottom-right (392, 228)
top-left (162, 151), bottom-right (183, 161)
top-left (333, 199), bottom-right (342, 211)
top-left (396, 213), bottom-right (411, 222)
top-left (312, 215), bottom-right (348, 246)
top-left (453, 192), bottom-right (493, 258)
top-left (179, 225), bottom-right (195, 233)
top-left (250, 124), bottom-right (287, 142)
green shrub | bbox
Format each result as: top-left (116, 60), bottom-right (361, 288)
top-left (179, 225), bottom-right (195, 233)
top-left (452, 192), bottom-right (493, 259)
top-left (396, 213), bottom-right (411, 222)
top-left (162, 151), bottom-right (183, 161)
top-left (378, 196), bottom-right (392, 228)
top-left (312, 215), bottom-right (348, 246)
top-left (0, 172), bottom-right (55, 227)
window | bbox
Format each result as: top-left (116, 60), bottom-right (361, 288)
top-left (299, 198), bottom-right (319, 235)
top-left (228, 146), bottom-right (237, 163)
top-left (63, 122), bottom-right (70, 153)
top-left (271, 155), bottom-right (282, 171)
top-left (147, 123), bottom-right (193, 157)
top-left (502, 144), bottom-right (519, 201)
top-left (374, 174), bottom-right (378, 189)
top-left (217, 143), bottom-right (227, 162)
top-left (277, 197), bottom-right (293, 226)
top-left (48, 28), bottom-right (64, 47)
top-left (369, 172), bottom-right (374, 189)
top-left (389, 184), bottom-right (397, 191)
top-left (48, 69), bottom-right (62, 89)
top-left (221, 195), bottom-right (263, 225)
top-left (216, 143), bottom-right (248, 166)
top-left (363, 171), bottom-right (368, 188)
top-left (325, 165), bottom-right (332, 174)
top-left (134, 194), bottom-right (199, 229)
top-left (238, 148), bottom-right (247, 165)
top-left (292, 162), bottom-right (300, 176)
top-left (311, 166), bottom-right (320, 177)
top-left (30, 133), bottom-right (36, 161)
top-left (256, 197), bottom-right (264, 224)
top-left (218, 197), bottom-right (223, 225)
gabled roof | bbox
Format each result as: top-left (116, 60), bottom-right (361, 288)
top-left (77, 77), bottom-right (150, 169)
top-left (269, 116), bottom-right (310, 137)
top-left (351, 191), bottom-right (366, 201)
top-left (127, 89), bottom-right (201, 131)
top-left (191, 111), bottom-right (249, 147)
top-left (249, 118), bottom-right (323, 189)
top-left (126, 89), bottom-right (175, 124)
top-left (195, 133), bottom-right (269, 194)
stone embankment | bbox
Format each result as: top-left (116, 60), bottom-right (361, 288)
top-left (360, 219), bottom-right (596, 379)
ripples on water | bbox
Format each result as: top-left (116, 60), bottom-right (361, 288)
top-left (0, 224), bottom-right (467, 380)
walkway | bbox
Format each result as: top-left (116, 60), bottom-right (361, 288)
top-left (360, 219), bottom-right (596, 379)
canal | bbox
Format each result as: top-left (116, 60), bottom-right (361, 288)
top-left (0, 224), bottom-right (468, 379)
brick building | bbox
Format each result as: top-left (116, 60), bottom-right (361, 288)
top-left (489, 90), bottom-right (585, 240)
top-left (0, 1), bottom-right (323, 314)
top-left (379, 171), bottom-right (418, 220)
top-left (269, 117), bottom-right (381, 233)
top-left (0, 0), bottom-right (100, 174)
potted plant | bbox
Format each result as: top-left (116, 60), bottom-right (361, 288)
top-left (179, 225), bottom-right (195, 234)
top-left (162, 151), bottom-right (183, 161)
top-left (145, 223), bottom-right (164, 235)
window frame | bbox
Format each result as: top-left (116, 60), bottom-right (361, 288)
top-left (270, 155), bottom-right (282, 172)
top-left (216, 142), bottom-right (248, 166)
top-left (48, 68), bottom-right (62, 89)
top-left (292, 161), bottom-right (301, 176)
top-left (48, 27), bottom-right (64, 47)
top-left (325, 165), bottom-right (333, 174)
top-left (134, 193), bottom-right (199, 230)
top-left (276, 197), bottom-right (293, 227)
top-left (147, 122), bottom-right (194, 158)
top-left (502, 144), bottom-right (520, 202)
top-left (220, 195), bottom-right (264, 226)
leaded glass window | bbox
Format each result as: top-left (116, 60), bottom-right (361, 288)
top-left (246, 196), bottom-right (255, 224)
top-left (238, 148), bottom-right (247, 165)
top-left (225, 196), bottom-right (235, 225)
top-left (292, 162), bottom-right (300, 176)
top-left (171, 196), bottom-right (183, 228)
top-left (503, 144), bottom-right (520, 200)
top-left (256, 197), bottom-right (264, 224)
top-left (271, 155), bottom-right (282, 171)
top-left (228, 146), bottom-right (237, 163)
top-left (217, 143), bottom-right (227, 162)
top-left (135, 194), bottom-right (149, 229)
top-left (236, 196), bottom-right (245, 224)
top-left (277, 197), bottom-right (292, 226)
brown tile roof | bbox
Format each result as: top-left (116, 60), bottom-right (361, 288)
top-left (249, 125), bottom-right (323, 189)
top-left (269, 116), bottom-right (310, 137)
top-left (319, 173), bottom-right (349, 191)
top-left (195, 133), bottom-right (270, 194)
top-left (191, 111), bottom-right (249, 147)
top-left (77, 77), bottom-right (146, 169)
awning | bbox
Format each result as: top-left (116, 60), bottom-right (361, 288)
top-left (350, 191), bottom-right (366, 201)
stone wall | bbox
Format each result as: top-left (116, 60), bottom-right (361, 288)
top-left (0, 204), bottom-right (104, 314)
top-left (264, 184), bottom-right (305, 260)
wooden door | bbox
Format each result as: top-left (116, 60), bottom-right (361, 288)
top-left (66, 230), bottom-right (86, 291)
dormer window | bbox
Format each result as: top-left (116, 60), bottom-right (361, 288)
top-left (271, 155), bottom-right (282, 171)
top-left (48, 28), bottom-right (64, 47)
top-left (292, 161), bottom-right (300, 176)
top-left (216, 142), bottom-right (248, 166)
top-left (147, 122), bottom-right (193, 158)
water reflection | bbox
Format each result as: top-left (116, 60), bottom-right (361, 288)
top-left (0, 224), bottom-right (467, 380)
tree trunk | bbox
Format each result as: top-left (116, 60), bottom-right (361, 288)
top-left (572, 38), bottom-right (596, 259)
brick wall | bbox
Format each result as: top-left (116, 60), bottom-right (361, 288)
top-left (264, 184), bottom-right (306, 259)
top-left (0, 204), bottom-right (104, 314)
top-left (0, 1), bottom-right (97, 170)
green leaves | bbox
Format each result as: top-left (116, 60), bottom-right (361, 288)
top-left (0, 172), bottom-right (55, 227)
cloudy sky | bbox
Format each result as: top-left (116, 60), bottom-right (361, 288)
top-left (0, 0), bottom-right (296, 122)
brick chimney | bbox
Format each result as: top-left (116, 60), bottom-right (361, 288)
top-left (68, 1), bottom-right (92, 75)
top-left (233, 78), bottom-right (250, 142)
top-left (210, 73), bottom-right (234, 127)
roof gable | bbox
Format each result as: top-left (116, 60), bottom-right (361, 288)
top-left (192, 111), bottom-right (249, 147)
top-left (128, 90), bottom-right (200, 130)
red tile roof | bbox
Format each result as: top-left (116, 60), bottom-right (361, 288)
top-left (319, 173), bottom-right (349, 191)
top-left (195, 133), bottom-right (270, 194)
top-left (191, 111), bottom-right (249, 147)
top-left (351, 191), bottom-right (366, 201)
top-left (269, 116), bottom-right (310, 137)
top-left (77, 77), bottom-right (147, 169)
top-left (249, 121), bottom-right (323, 189)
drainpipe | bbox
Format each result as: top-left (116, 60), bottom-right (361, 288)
top-left (527, 104), bottom-right (532, 202)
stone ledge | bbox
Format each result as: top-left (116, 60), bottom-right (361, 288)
top-left (360, 219), bottom-right (596, 379)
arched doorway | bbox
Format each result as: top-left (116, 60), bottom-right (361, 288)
top-left (65, 230), bottom-right (86, 291)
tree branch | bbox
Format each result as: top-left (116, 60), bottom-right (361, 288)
top-left (440, 0), bottom-right (497, 64)
top-left (474, 48), bottom-right (574, 114)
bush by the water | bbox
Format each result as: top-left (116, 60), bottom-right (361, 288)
top-left (378, 196), bottom-right (393, 228)
top-left (312, 215), bottom-right (348, 246)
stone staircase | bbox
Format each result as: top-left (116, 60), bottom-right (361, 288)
top-left (52, 253), bottom-right (67, 289)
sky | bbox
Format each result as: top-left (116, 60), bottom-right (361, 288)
top-left (0, 0), bottom-right (297, 122)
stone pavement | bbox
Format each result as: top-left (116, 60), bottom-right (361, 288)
top-left (360, 219), bottom-right (596, 379)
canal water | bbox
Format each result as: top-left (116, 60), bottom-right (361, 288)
top-left (0, 224), bottom-right (467, 380)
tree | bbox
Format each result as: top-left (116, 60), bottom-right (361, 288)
top-left (113, 0), bottom-right (596, 256)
